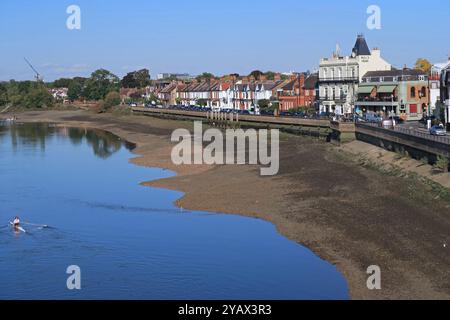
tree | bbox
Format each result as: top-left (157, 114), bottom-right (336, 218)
top-left (196, 72), bottom-right (214, 81)
top-left (249, 70), bottom-right (263, 80)
top-left (0, 83), bottom-right (8, 106)
top-left (121, 69), bottom-right (151, 88)
top-left (197, 99), bottom-right (208, 107)
top-left (415, 58), bottom-right (432, 74)
top-left (84, 69), bottom-right (119, 100)
top-left (258, 99), bottom-right (270, 110)
top-left (102, 91), bottom-right (121, 110)
top-left (22, 85), bottom-right (54, 108)
top-left (264, 71), bottom-right (276, 80)
top-left (52, 78), bottom-right (73, 88)
top-left (68, 81), bottom-right (82, 101)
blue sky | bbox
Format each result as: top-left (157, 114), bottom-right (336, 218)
top-left (1, 0), bottom-right (449, 81)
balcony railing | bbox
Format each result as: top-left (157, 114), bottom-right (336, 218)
top-left (319, 95), bottom-right (346, 101)
top-left (357, 96), bottom-right (398, 103)
top-left (319, 77), bottom-right (358, 82)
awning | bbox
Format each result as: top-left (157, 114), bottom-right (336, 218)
top-left (377, 85), bottom-right (397, 93)
top-left (358, 86), bottom-right (375, 94)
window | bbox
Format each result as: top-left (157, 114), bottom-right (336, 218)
top-left (420, 87), bottom-right (427, 97)
top-left (422, 103), bottom-right (427, 113)
top-left (410, 87), bottom-right (416, 98)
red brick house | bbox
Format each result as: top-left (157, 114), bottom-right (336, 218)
top-left (278, 73), bottom-right (317, 111)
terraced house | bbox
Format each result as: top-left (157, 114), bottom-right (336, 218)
top-left (356, 69), bottom-right (429, 121)
top-left (278, 73), bottom-right (318, 111)
top-left (157, 82), bottom-right (179, 105)
top-left (232, 80), bottom-right (285, 111)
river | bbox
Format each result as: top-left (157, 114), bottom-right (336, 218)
top-left (0, 123), bottom-right (348, 299)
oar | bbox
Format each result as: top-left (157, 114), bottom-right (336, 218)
top-left (23, 222), bottom-right (49, 228)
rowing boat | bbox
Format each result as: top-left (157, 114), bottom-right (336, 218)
top-left (9, 221), bottom-right (26, 233)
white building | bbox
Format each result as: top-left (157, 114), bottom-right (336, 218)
top-left (430, 62), bottom-right (449, 115)
top-left (318, 35), bottom-right (391, 115)
top-left (49, 88), bottom-right (68, 103)
top-left (441, 63), bottom-right (450, 125)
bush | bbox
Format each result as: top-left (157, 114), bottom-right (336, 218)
top-left (434, 156), bottom-right (449, 172)
top-left (102, 91), bottom-right (121, 110)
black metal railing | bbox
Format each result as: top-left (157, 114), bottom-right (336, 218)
top-left (357, 96), bottom-right (398, 102)
top-left (357, 123), bottom-right (450, 145)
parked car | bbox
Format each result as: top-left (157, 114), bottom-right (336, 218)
top-left (381, 119), bottom-right (395, 129)
top-left (429, 125), bottom-right (447, 136)
top-left (260, 110), bottom-right (274, 116)
top-left (365, 113), bottom-right (383, 123)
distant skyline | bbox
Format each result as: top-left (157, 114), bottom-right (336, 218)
top-left (1, 0), bottom-right (449, 81)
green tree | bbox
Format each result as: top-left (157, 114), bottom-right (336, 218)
top-left (196, 72), bottom-right (214, 81)
top-left (121, 69), bottom-right (151, 88)
top-left (68, 81), bottom-right (83, 101)
top-left (84, 69), bottom-right (119, 100)
top-left (415, 58), bottom-right (432, 74)
top-left (0, 83), bottom-right (8, 106)
top-left (258, 99), bottom-right (270, 110)
top-left (52, 78), bottom-right (73, 88)
top-left (264, 71), bottom-right (276, 80)
top-left (22, 85), bottom-right (54, 108)
top-left (249, 70), bottom-right (263, 80)
top-left (197, 99), bottom-right (208, 107)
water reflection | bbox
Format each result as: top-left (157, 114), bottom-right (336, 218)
top-left (0, 123), bottom-right (134, 159)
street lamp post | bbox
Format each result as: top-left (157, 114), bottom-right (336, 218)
top-left (391, 94), bottom-right (396, 128)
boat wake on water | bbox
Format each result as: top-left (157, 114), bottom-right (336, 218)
top-left (3, 221), bottom-right (53, 235)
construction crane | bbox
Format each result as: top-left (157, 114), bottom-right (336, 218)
top-left (24, 57), bottom-right (43, 82)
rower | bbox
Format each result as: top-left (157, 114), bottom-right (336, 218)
top-left (13, 216), bottom-right (20, 228)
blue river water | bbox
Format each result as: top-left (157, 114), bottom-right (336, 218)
top-left (0, 123), bottom-right (348, 300)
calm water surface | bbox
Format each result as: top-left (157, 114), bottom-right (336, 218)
top-left (0, 123), bottom-right (348, 299)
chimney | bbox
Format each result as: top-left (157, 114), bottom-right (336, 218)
top-left (274, 73), bottom-right (281, 81)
